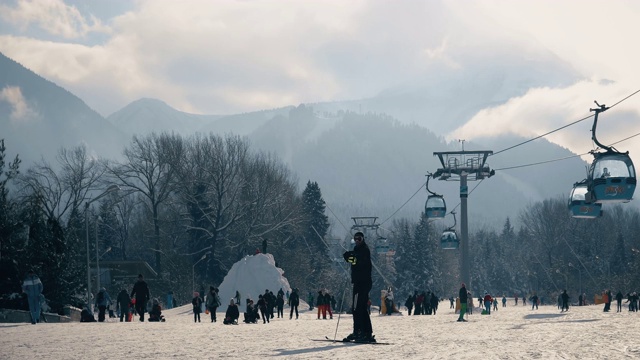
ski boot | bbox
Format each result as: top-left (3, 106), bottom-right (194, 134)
top-left (343, 332), bottom-right (359, 342)
top-left (355, 333), bottom-right (376, 343)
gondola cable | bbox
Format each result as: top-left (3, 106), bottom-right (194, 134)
top-left (491, 88), bottom-right (640, 157)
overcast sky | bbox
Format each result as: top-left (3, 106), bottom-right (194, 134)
top-left (1, 0), bottom-right (639, 162)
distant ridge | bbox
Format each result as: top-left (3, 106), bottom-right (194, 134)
top-left (107, 98), bottom-right (223, 136)
top-left (0, 52), bottom-right (126, 165)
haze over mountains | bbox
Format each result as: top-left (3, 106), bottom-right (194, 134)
top-left (0, 51), bottom-right (596, 232)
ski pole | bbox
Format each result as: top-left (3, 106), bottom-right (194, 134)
top-left (332, 277), bottom-right (351, 341)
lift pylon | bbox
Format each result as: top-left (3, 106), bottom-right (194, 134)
top-left (432, 149), bottom-right (494, 290)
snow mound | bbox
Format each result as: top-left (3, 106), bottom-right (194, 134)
top-left (217, 253), bottom-right (292, 312)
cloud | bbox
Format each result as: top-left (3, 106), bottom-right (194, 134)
top-left (0, 86), bottom-right (39, 123)
top-left (449, 79), bottom-right (640, 163)
top-left (0, 0), bottom-right (638, 125)
top-left (0, 0), bottom-right (110, 38)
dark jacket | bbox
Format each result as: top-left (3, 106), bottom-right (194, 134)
top-left (206, 290), bottom-right (220, 309)
top-left (459, 286), bottom-right (468, 302)
top-left (257, 297), bottom-right (267, 310)
top-left (225, 304), bottom-right (240, 322)
top-left (289, 291), bottom-right (299, 306)
top-left (117, 289), bottom-right (131, 308)
top-left (343, 241), bottom-right (372, 287)
top-left (149, 304), bottom-right (162, 320)
top-left (130, 280), bottom-right (150, 302)
top-left (192, 296), bottom-right (202, 313)
top-left (405, 295), bottom-right (414, 308)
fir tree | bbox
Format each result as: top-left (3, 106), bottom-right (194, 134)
top-left (301, 181), bottom-right (329, 247)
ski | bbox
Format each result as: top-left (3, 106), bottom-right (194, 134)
top-left (309, 336), bottom-right (392, 345)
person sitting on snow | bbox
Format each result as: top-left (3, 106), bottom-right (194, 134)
top-left (244, 299), bottom-right (258, 323)
top-left (224, 298), bottom-right (240, 324)
top-left (148, 298), bottom-right (165, 322)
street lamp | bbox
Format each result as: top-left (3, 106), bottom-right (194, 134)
top-left (85, 185), bottom-right (119, 313)
top-left (192, 252), bottom-right (210, 292)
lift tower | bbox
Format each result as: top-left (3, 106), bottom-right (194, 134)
top-left (350, 216), bottom-right (379, 239)
top-left (432, 150), bottom-right (494, 290)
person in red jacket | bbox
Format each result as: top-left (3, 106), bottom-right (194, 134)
top-left (483, 292), bottom-right (493, 314)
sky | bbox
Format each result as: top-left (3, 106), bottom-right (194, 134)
top-left (1, 0), bottom-right (640, 159)
top-left (2, 251), bottom-right (638, 359)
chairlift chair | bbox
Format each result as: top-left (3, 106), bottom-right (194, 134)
top-left (587, 151), bottom-right (636, 203)
top-left (440, 230), bottom-right (459, 250)
top-left (440, 211), bottom-right (459, 250)
top-left (585, 101), bottom-right (637, 204)
top-left (568, 181), bottom-right (603, 219)
top-left (375, 236), bottom-right (390, 254)
top-left (425, 173), bottom-right (446, 219)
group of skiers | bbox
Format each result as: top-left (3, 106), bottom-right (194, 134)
top-left (404, 290), bottom-right (440, 315)
top-left (241, 287), bottom-right (297, 324)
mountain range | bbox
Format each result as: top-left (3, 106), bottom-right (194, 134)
top-left (0, 51), bottom-right (596, 232)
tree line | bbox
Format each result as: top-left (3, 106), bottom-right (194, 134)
top-left (0, 134), bottom-right (336, 313)
top-left (381, 197), bottom-right (640, 302)
top-left (3, 131), bottom-right (639, 314)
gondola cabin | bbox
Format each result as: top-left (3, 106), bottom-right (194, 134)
top-left (425, 195), bottom-right (446, 219)
top-left (375, 243), bottom-right (390, 254)
top-left (568, 183), bottom-right (603, 219)
top-left (440, 230), bottom-right (459, 250)
top-left (587, 152), bottom-right (636, 203)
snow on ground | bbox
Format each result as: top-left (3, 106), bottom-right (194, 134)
top-left (2, 300), bottom-right (640, 359)
top-left (3, 256), bottom-right (638, 358)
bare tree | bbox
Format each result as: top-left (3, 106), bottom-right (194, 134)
top-left (105, 133), bottom-right (176, 274)
top-left (17, 145), bottom-right (105, 225)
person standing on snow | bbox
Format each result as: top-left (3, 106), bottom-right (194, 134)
top-left (288, 288), bottom-right (300, 319)
top-left (192, 291), bottom-right (203, 322)
top-left (206, 286), bottom-right (221, 322)
top-left (95, 287), bottom-right (112, 322)
top-left (343, 231), bottom-right (375, 342)
top-left (116, 289), bottom-right (131, 322)
top-left (406, 294), bottom-right (415, 315)
top-left (457, 283), bottom-right (468, 322)
top-left (22, 270), bottom-right (43, 324)
top-left (561, 290), bottom-right (570, 312)
top-left (276, 292), bottom-right (285, 318)
top-left (130, 274), bottom-right (150, 322)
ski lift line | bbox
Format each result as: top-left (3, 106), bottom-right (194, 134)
top-left (494, 153), bottom-right (587, 171)
top-left (560, 234), bottom-right (601, 291)
top-left (493, 131), bottom-right (640, 172)
top-left (608, 131), bottom-right (640, 148)
top-left (379, 181), bottom-right (427, 226)
top-left (609, 88), bottom-right (640, 109)
top-left (531, 251), bottom-right (561, 293)
top-left (492, 114), bottom-right (594, 157)
top-left (491, 88), bottom-right (640, 157)
top-left (324, 202), bottom-right (351, 234)
top-left (311, 225), bottom-right (351, 279)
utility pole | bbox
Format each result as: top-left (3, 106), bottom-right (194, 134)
top-left (433, 149), bottom-right (494, 290)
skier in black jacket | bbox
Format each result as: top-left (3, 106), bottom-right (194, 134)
top-left (343, 231), bottom-right (375, 343)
